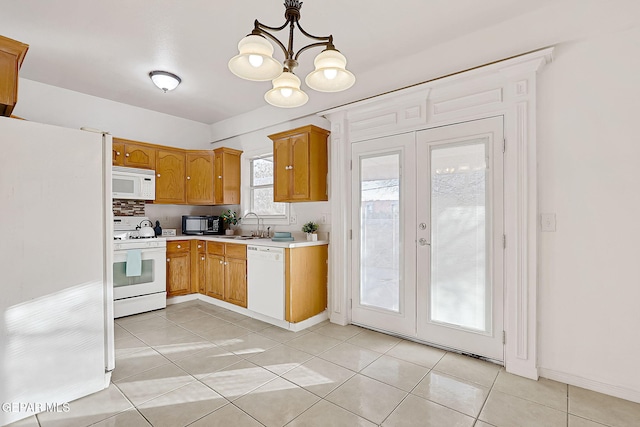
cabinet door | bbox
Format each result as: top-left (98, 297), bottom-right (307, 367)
top-left (214, 148), bottom-right (242, 205)
top-left (290, 132), bottom-right (311, 200)
top-left (156, 148), bottom-right (186, 204)
top-left (286, 245), bottom-right (328, 322)
top-left (193, 240), bottom-right (206, 294)
top-left (0, 35), bottom-right (28, 117)
top-left (213, 151), bottom-right (223, 204)
top-left (273, 137), bottom-right (292, 202)
top-left (167, 252), bottom-right (191, 297)
top-left (225, 257), bottom-right (247, 308)
top-left (186, 151), bottom-right (214, 205)
top-left (124, 143), bottom-right (156, 170)
top-left (112, 140), bottom-right (125, 166)
top-left (205, 254), bottom-right (225, 300)
top-left (196, 252), bottom-right (206, 293)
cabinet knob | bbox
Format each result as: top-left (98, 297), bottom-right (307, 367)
top-left (198, 245), bottom-right (202, 249)
top-left (125, 153), bottom-right (130, 157)
top-left (201, 256), bottom-right (205, 261)
top-left (187, 176), bottom-right (191, 180)
top-left (116, 151), bottom-right (120, 156)
top-left (219, 260), bottom-right (223, 264)
top-left (218, 176), bottom-right (222, 179)
top-left (157, 174), bottom-right (161, 177)
top-left (177, 245), bottom-right (181, 248)
top-left (167, 258), bottom-right (170, 262)
top-left (224, 261), bottom-right (228, 265)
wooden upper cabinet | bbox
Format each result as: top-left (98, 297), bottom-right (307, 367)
top-left (0, 35), bottom-right (28, 117)
top-left (213, 147), bottom-right (243, 205)
top-left (125, 143), bottom-right (156, 170)
top-left (111, 134), bottom-right (239, 206)
top-left (268, 125), bottom-right (329, 202)
top-left (112, 138), bottom-right (156, 170)
top-left (186, 151), bottom-right (214, 205)
top-left (112, 140), bottom-right (125, 166)
top-left (155, 148), bottom-right (186, 204)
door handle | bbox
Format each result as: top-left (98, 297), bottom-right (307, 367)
top-left (418, 238), bottom-right (430, 246)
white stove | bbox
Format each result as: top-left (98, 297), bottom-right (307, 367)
top-left (113, 216), bottom-right (167, 318)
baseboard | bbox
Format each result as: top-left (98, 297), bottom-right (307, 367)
top-left (166, 294), bottom-right (199, 305)
top-left (539, 367), bottom-right (640, 404)
top-left (195, 294), bottom-right (328, 332)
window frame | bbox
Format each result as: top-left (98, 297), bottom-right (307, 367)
top-left (243, 152), bottom-right (290, 226)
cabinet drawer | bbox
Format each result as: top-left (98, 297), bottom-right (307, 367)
top-left (225, 243), bottom-right (246, 260)
top-left (194, 240), bottom-right (206, 252)
top-left (207, 241), bottom-right (225, 255)
top-left (167, 240), bottom-right (190, 253)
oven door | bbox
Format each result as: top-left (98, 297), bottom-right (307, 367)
top-left (113, 246), bottom-right (166, 300)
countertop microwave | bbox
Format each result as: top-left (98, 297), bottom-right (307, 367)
top-left (182, 215), bottom-right (224, 235)
top-left (112, 166), bottom-right (156, 200)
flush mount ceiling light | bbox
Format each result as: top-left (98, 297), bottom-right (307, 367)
top-left (149, 71), bottom-right (181, 93)
top-left (228, 0), bottom-right (355, 108)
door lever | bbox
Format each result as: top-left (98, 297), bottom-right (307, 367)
top-left (419, 238), bottom-right (430, 246)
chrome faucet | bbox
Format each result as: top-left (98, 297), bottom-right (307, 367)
top-left (242, 212), bottom-right (263, 237)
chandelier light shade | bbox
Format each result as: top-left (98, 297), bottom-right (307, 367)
top-left (229, 0), bottom-right (355, 108)
top-left (264, 72), bottom-right (309, 108)
top-left (228, 35), bottom-right (282, 81)
top-left (149, 71), bottom-right (181, 92)
top-left (305, 49), bottom-right (355, 92)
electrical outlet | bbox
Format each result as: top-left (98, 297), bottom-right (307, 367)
top-left (290, 214), bottom-right (297, 225)
top-left (321, 213), bottom-right (330, 224)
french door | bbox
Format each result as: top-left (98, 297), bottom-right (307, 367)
top-left (352, 117), bottom-right (504, 361)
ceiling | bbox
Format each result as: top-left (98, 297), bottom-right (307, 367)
top-left (0, 0), bottom-right (590, 126)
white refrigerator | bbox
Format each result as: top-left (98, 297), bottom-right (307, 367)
top-left (0, 117), bottom-right (114, 426)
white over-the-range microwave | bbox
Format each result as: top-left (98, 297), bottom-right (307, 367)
top-left (112, 166), bottom-right (156, 200)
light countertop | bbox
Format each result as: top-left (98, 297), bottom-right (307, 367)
top-left (164, 234), bottom-right (328, 249)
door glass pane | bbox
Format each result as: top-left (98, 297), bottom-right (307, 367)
top-left (430, 140), bottom-right (490, 332)
top-left (113, 260), bottom-right (155, 287)
top-left (360, 153), bottom-right (401, 312)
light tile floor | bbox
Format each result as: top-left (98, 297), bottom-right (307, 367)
top-left (10, 300), bottom-right (640, 427)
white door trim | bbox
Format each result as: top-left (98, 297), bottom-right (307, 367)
top-left (322, 47), bottom-right (553, 380)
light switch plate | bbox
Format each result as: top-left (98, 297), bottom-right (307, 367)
top-left (540, 213), bottom-right (556, 232)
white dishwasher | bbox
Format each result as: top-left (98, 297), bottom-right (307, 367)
top-left (247, 245), bottom-right (285, 320)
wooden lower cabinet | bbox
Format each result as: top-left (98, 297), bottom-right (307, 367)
top-left (285, 245), bottom-right (328, 323)
top-left (168, 239), bottom-right (327, 320)
top-left (197, 241), bottom-right (247, 307)
top-left (225, 257), bottom-right (247, 307)
top-left (205, 253), bottom-right (225, 299)
top-left (166, 240), bottom-right (191, 297)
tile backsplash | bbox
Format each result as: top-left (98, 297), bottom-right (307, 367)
top-left (113, 199), bottom-right (146, 216)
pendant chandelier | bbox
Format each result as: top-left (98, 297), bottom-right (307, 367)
top-left (228, 0), bottom-right (355, 108)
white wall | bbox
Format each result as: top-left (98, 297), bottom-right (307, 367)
top-left (13, 79), bottom-right (212, 149)
top-left (537, 26), bottom-right (640, 396)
